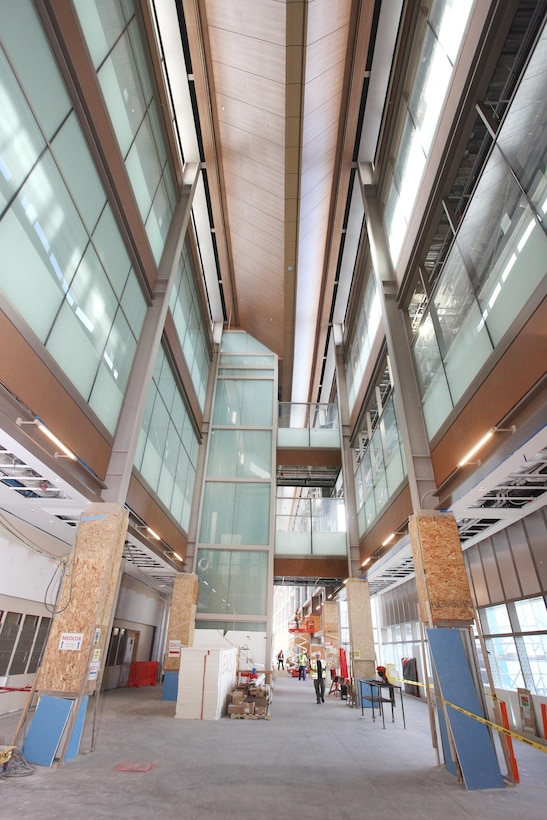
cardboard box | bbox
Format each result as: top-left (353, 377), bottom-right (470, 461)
top-left (228, 704), bottom-right (243, 715)
top-left (242, 701), bottom-right (255, 716)
top-left (253, 697), bottom-right (268, 709)
top-left (255, 706), bottom-right (268, 716)
top-left (231, 689), bottom-right (244, 703)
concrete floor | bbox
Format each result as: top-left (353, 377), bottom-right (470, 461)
top-left (0, 672), bottom-right (546, 819)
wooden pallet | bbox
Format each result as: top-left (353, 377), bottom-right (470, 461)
top-left (230, 713), bottom-right (271, 720)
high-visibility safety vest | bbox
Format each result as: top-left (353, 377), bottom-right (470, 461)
top-left (310, 659), bottom-right (324, 679)
top-left (299, 652), bottom-right (307, 666)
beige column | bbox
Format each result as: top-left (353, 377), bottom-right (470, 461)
top-left (163, 573), bottom-right (199, 672)
top-left (37, 503), bottom-right (128, 694)
top-left (409, 511), bottom-right (474, 627)
top-left (346, 578), bottom-right (376, 681)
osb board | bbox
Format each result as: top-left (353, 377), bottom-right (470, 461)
top-left (322, 601), bottom-right (340, 648)
top-left (164, 573), bottom-right (198, 671)
top-left (37, 504), bottom-right (128, 693)
top-left (346, 579), bottom-right (374, 660)
top-left (409, 512), bottom-right (474, 625)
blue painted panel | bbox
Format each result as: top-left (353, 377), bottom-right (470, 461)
top-left (65, 696), bottom-right (88, 760)
top-left (23, 696), bottom-right (72, 766)
top-left (427, 629), bottom-right (504, 791)
top-left (162, 670), bottom-right (179, 701)
top-left (436, 700), bottom-right (457, 777)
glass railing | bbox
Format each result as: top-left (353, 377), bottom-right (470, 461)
top-left (277, 403), bottom-right (340, 448)
top-left (275, 496), bottom-right (347, 556)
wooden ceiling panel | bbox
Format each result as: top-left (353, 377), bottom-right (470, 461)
top-left (188, 0), bottom-right (372, 399)
top-left (306, 0), bottom-right (353, 43)
top-left (223, 170), bottom-right (284, 219)
top-left (302, 99), bottom-right (340, 148)
top-left (214, 62), bottom-right (285, 116)
top-left (305, 28), bottom-right (349, 82)
top-left (206, 0), bottom-right (286, 46)
top-left (304, 62), bottom-right (346, 113)
top-left (216, 93), bottom-right (285, 146)
top-left (208, 27), bottom-right (285, 80)
top-left (222, 153), bottom-right (284, 198)
top-left (229, 199), bottom-right (284, 247)
top-left (219, 121), bottom-right (286, 173)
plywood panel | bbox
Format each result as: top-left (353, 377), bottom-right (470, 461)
top-left (164, 573), bottom-right (199, 671)
top-left (36, 504), bottom-right (128, 693)
top-left (409, 512), bottom-right (475, 626)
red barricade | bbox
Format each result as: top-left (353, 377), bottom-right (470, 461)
top-left (127, 661), bottom-right (159, 687)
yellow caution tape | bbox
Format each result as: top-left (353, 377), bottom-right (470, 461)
top-left (395, 677), bottom-right (547, 754)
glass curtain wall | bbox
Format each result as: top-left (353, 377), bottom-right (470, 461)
top-left (168, 237), bottom-right (210, 411)
top-left (353, 359), bottom-right (406, 536)
top-left (134, 345), bottom-right (199, 533)
top-left (0, 0), bottom-right (147, 434)
top-left (383, 0), bottom-right (474, 265)
top-left (195, 332), bottom-right (275, 649)
top-left (73, 0), bottom-right (177, 265)
top-left (345, 274), bottom-right (382, 415)
top-left (410, 24), bottom-right (547, 437)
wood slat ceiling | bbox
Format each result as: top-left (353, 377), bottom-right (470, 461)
top-left (184, 0), bottom-right (372, 400)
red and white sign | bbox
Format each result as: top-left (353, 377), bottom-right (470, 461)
top-left (168, 639), bottom-right (181, 658)
top-left (59, 632), bottom-right (84, 651)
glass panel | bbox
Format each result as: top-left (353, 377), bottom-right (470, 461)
top-left (88, 309), bottom-right (136, 432)
top-left (429, 0), bottom-right (474, 65)
top-left (2, 0), bottom-right (71, 139)
top-left (496, 26), bottom-right (547, 213)
top-left (199, 483), bottom-right (270, 545)
top-left (92, 205), bottom-right (132, 299)
top-left (220, 332), bottom-right (273, 354)
top-left (0, 47), bottom-right (45, 211)
top-left (514, 597), bottom-right (547, 632)
top-left (521, 634), bottom-right (547, 696)
top-left (125, 115), bottom-right (162, 222)
top-left (73, 0), bottom-right (128, 69)
top-left (98, 37), bottom-right (147, 158)
top-left (52, 113), bottom-right (106, 233)
top-left (409, 26), bottom-right (451, 154)
top-left (484, 603), bottom-right (510, 635)
top-left (196, 548), bottom-right (268, 616)
top-left (432, 249), bottom-right (493, 402)
top-left (207, 430), bottom-right (272, 479)
top-left (219, 355), bottom-right (275, 368)
top-left (393, 114), bottom-right (427, 223)
top-left (0, 152), bottom-right (88, 340)
top-left (411, 312), bottom-right (453, 436)
top-left (485, 636), bottom-right (524, 690)
top-left (213, 380), bottom-right (273, 427)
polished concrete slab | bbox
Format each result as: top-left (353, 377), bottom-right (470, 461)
top-left (0, 672), bottom-right (545, 819)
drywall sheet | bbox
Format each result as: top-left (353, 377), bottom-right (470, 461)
top-left (427, 629), bottom-right (504, 790)
top-left (23, 696), bottom-right (72, 766)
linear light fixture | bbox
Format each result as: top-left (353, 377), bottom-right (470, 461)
top-left (136, 524), bottom-right (160, 540)
top-left (457, 425), bottom-right (517, 468)
top-left (382, 532), bottom-right (395, 547)
top-left (172, 551), bottom-right (184, 561)
top-left (16, 417), bottom-right (76, 460)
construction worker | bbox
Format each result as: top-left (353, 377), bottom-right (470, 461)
top-left (310, 652), bottom-right (326, 703)
top-left (298, 649), bottom-right (308, 680)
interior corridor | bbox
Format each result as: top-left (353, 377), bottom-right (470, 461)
top-left (1, 674), bottom-right (545, 819)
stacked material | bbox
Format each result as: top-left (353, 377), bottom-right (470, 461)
top-left (227, 683), bottom-right (271, 719)
top-left (175, 647), bottom-right (238, 720)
